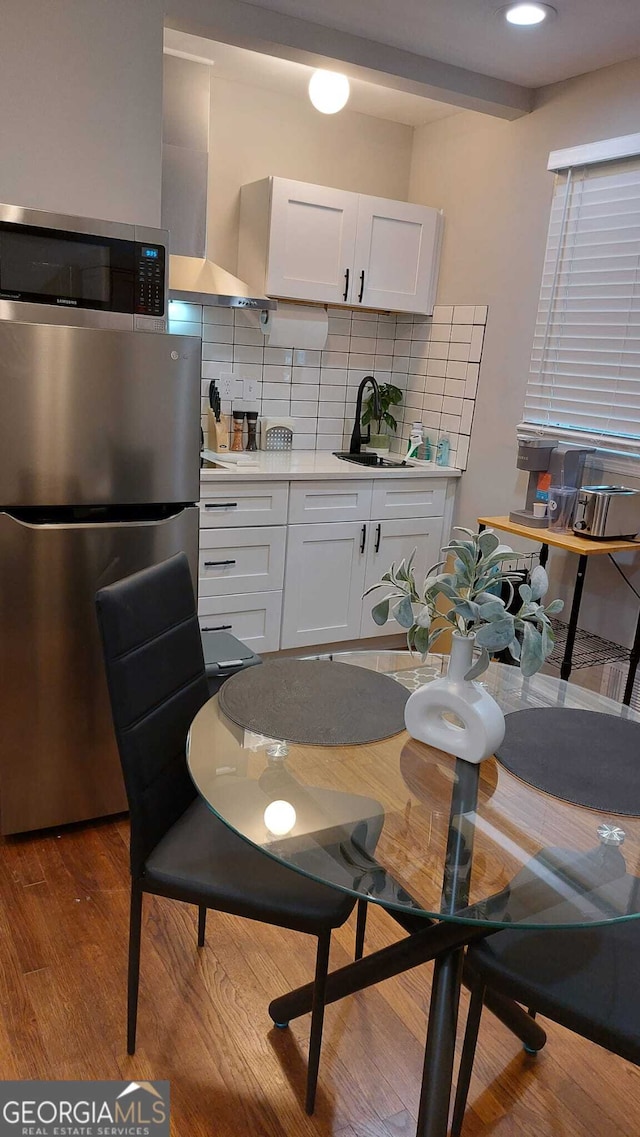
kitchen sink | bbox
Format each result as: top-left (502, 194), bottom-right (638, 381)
top-left (333, 451), bottom-right (408, 469)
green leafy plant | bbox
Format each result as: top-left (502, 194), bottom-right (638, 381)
top-left (365, 527), bottom-right (564, 679)
top-left (361, 382), bottom-right (403, 435)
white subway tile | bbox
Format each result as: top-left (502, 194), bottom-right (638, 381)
top-left (448, 342), bottom-right (470, 362)
top-left (426, 376), bottom-right (446, 395)
top-left (407, 373), bottom-right (427, 394)
top-left (445, 378), bottom-right (466, 399)
top-left (169, 320), bottom-right (202, 338)
top-left (465, 363), bottom-right (480, 399)
top-left (264, 347), bottom-right (293, 366)
top-left (262, 381), bottom-right (291, 399)
top-left (328, 315), bottom-right (350, 335)
top-left (316, 433), bottom-right (343, 450)
top-left (261, 399), bottom-right (291, 417)
top-left (202, 343), bottom-right (234, 361)
top-left (263, 364), bottom-right (292, 383)
top-left (327, 306), bottom-right (351, 319)
top-left (234, 327), bottom-right (264, 347)
top-left (443, 396), bottom-right (463, 416)
top-left (460, 400), bottom-right (474, 435)
top-left (449, 324), bottom-right (473, 344)
top-left (291, 401), bottom-right (319, 418)
top-left (350, 335), bottom-right (378, 355)
top-left (349, 353), bottom-right (375, 371)
top-left (168, 300), bottom-right (202, 322)
top-left (375, 337), bottom-right (395, 355)
top-left (291, 383), bottom-right (318, 401)
top-left (202, 305), bottom-right (232, 324)
top-left (202, 357), bottom-right (233, 377)
top-left (234, 309), bottom-right (262, 329)
top-left (446, 360), bottom-right (468, 381)
top-left (457, 435), bottom-right (470, 468)
top-left (233, 345), bottom-right (263, 365)
top-left (454, 305), bottom-right (475, 324)
top-left (410, 339), bottom-right (429, 359)
top-left (474, 305), bottom-right (488, 324)
top-left (201, 322), bottom-right (233, 343)
top-left (294, 348), bottom-right (322, 366)
top-left (326, 334), bottom-right (350, 351)
top-left (317, 417), bottom-right (344, 433)
top-left (427, 358), bottom-right (448, 379)
top-left (469, 326), bottom-right (485, 362)
top-left (411, 321), bottom-right (431, 341)
top-left (408, 357), bottom-right (428, 377)
top-left (233, 363), bottom-right (263, 381)
top-left (320, 384), bottom-right (347, 402)
top-left (423, 394), bottom-right (443, 413)
top-left (201, 343), bottom-right (233, 364)
top-left (432, 305), bottom-right (453, 323)
top-left (422, 411), bottom-right (442, 431)
top-left (317, 400), bottom-right (346, 417)
top-left (441, 413), bottom-right (462, 433)
top-left (428, 342), bottom-right (449, 361)
top-left (391, 355), bottom-right (410, 372)
top-left (292, 433), bottom-right (317, 450)
top-left (320, 369), bottom-right (347, 386)
top-left (292, 365), bottom-right (321, 384)
top-left (321, 350), bottom-right (349, 369)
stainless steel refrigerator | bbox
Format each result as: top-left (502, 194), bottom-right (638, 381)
top-left (0, 320), bottom-right (201, 834)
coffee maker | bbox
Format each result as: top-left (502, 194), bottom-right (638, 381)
top-left (510, 437), bottom-right (594, 528)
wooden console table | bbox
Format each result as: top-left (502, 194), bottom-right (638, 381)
top-left (478, 514), bottom-right (640, 703)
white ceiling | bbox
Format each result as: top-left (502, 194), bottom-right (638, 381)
top-left (164, 31), bottom-right (460, 126)
top-left (235, 0), bottom-right (640, 88)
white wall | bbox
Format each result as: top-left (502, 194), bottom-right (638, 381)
top-left (207, 76), bottom-right (414, 272)
top-left (408, 56), bottom-right (640, 646)
top-left (0, 0), bottom-right (163, 225)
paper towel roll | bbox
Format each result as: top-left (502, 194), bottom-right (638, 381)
top-left (260, 303), bottom-right (328, 349)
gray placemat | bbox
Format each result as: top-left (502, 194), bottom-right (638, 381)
top-left (218, 658), bottom-right (409, 745)
top-left (496, 707), bottom-right (640, 816)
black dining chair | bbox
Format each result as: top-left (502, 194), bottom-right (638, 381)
top-left (451, 918), bottom-right (640, 1134)
top-left (95, 551), bottom-right (372, 1114)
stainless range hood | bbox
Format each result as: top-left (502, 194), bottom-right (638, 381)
top-left (162, 54), bottom-right (276, 312)
top-left (169, 255), bottom-right (276, 311)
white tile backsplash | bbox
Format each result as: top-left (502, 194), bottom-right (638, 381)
top-left (168, 299), bottom-right (487, 469)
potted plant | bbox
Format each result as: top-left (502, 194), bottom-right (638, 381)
top-left (361, 382), bottom-right (403, 456)
top-left (366, 527), bottom-right (563, 762)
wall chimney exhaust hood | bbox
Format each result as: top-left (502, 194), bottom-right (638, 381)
top-left (169, 255), bottom-right (276, 310)
top-left (163, 53), bottom-right (276, 312)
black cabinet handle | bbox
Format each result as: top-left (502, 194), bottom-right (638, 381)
top-left (358, 270), bottom-right (365, 303)
top-left (205, 502), bottom-right (237, 509)
top-left (343, 267), bottom-right (350, 301)
top-left (202, 624), bottom-right (232, 631)
top-left (374, 523), bottom-right (381, 553)
top-left (204, 559), bottom-right (236, 567)
top-left (360, 524), bottom-right (366, 553)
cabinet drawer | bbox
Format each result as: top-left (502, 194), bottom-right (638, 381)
top-left (200, 481), bottom-right (288, 527)
top-left (198, 591), bottom-right (282, 653)
top-left (288, 480), bottom-right (372, 524)
top-left (199, 526), bottom-right (286, 596)
top-left (371, 478), bottom-right (446, 521)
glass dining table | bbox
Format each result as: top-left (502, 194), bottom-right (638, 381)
top-left (187, 651), bottom-right (640, 1137)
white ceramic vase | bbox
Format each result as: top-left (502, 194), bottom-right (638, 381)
top-left (404, 632), bottom-right (505, 764)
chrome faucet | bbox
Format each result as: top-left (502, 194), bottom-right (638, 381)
top-left (350, 375), bottom-right (381, 454)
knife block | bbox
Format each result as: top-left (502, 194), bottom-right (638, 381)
top-left (207, 408), bottom-right (229, 452)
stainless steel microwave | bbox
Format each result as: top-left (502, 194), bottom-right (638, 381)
top-left (0, 203), bottom-right (168, 332)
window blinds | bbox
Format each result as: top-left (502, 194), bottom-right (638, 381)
top-left (524, 155), bottom-right (640, 454)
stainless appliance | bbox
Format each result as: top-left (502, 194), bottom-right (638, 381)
top-left (0, 203), bottom-right (168, 332)
top-left (0, 320), bottom-right (201, 834)
top-left (573, 485), bottom-right (640, 539)
top-left (510, 437), bottom-right (594, 528)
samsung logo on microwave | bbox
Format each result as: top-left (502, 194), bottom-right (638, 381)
top-left (56, 298), bottom-right (78, 306)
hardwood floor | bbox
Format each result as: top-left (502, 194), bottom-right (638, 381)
top-left (1, 816), bottom-right (638, 1136)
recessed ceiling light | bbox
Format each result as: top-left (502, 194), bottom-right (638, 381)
top-left (308, 70), bottom-right (350, 114)
top-left (503, 3), bottom-right (556, 25)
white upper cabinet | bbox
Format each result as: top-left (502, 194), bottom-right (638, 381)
top-left (265, 179), bottom-right (358, 304)
top-left (353, 196), bottom-right (443, 315)
top-left (238, 177), bottom-right (443, 315)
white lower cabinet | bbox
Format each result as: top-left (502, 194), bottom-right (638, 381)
top-left (281, 521), bottom-right (367, 649)
top-left (360, 517), bottom-right (443, 639)
top-left (198, 592), bottom-right (282, 653)
top-left (199, 526), bottom-right (286, 596)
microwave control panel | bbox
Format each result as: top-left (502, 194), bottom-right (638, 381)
top-left (135, 244), bottom-right (165, 316)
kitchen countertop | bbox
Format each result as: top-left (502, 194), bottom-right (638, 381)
top-left (200, 449), bottom-right (461, 482)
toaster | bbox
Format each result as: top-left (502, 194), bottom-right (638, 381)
top-left (573, 485), bottom-right (640, 539)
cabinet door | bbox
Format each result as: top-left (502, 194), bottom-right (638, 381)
top-left (360, 517), bottom-right (443, 638)
top-left (281, 522), bottom-right (367, 649)
top-left (267, 178), bottom-right (358, 304)
top-left (353, 196), bottom-right (443, 315)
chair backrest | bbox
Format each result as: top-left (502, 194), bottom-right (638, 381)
top-left (95, 553), bottom-right (210, 877)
